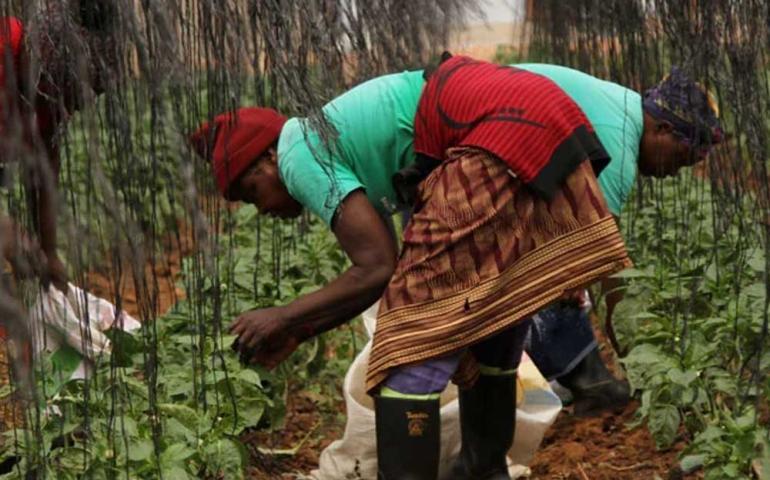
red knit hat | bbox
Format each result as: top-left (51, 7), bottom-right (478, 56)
top-left (0, 17), bottom-right (24, 85)
top-left (189, 107), bottom-right (287, 198)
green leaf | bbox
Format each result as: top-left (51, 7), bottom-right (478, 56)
top-left (744, 282), bottom-right (765, 299)
top-left (166, 378), bottom-right (194, 397)
top-left (734, 412), bottom-right (755, 430)
top-left (680, 454), bottom-right (705, 474)
top-left (0, 385), bottom-right (13, 400)
top-left (745, 248), bottom-right (766, 273)
top-left (628, 311), bottom-right (661, 321)
top-left (235, 401), bottom-right (265, 431)
top-left (693, 425), bottom-right (725, 444)
top-left (54, 447), bottom-right (90, 473)
top-left (158, 403), bottom-right (200, 430)
top-left (106, 329), bottom-right (143, 367)
top-left (50, 346), bottom-right (84, 388)
top-left (648, 404), bottom-right (680, 448)
top-left (721, 462), bottom-right (740, 477)
top-left (119, 416), bottom-right (138, 437)
top-left (163, 466), bottom-right (194, 480)
top-left (221, 334), bottom-right (239, 349)
top-left (127, 439), bottom-right (153, 462)
top-left (237, 369), bottom-right (262, 386)
top-left (161, 443), bottom-right (195, 465)
top-left (667, 368), bottom-right (698, 388)
top-left (625, 344), bottom-right (667, 364)
top-left (611, 268), bottom-right (649, 279)
top-left (711, 374), bottom-right (738, 397)
top-left (165, 417), bottom-right (195, 443)
top-left (202, 438), bottom-right (245, 479)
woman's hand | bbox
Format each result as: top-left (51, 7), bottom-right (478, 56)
top-left (44, 252), bottom-right (68, 292)
top-left (229, 306), bottom-right (301, 369)
top-left (0, 216), bottom-right (66, 290)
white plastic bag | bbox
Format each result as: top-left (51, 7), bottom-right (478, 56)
top-left (311, 302), bottom-right (562, 479)
top-left (29, 283), bottom-right (141, 380)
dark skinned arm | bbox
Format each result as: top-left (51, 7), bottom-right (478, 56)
top-left (17, 39), bottom-right (67, 290)
top-left (601, 276), bottom-right (624, 322)
top-left (37, 142), bottom-right (61, 258)
top-left (230, 190), bottom-right (398, 368)
top-left (285, 190), bottom-right (398, 337)
top-left (603, 215), bottom-right (626, 317)
top-left (600, 214), bottom-right (626, 354)
top-left (27, 125), bottom-right (67, 291)
top-left (600, 271), bottom-right (625, 355)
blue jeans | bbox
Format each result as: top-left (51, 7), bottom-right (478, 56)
top-left (524, 302), bottom-right (597, 380)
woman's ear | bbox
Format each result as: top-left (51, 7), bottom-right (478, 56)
top-left (265, 147), bottom-right (278, 165)
top-left (255, 148), bottom-right (278, 169)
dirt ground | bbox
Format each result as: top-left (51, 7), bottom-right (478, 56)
top-left (244, 389), bottom-right (344, 480)
top-left (86, 221), bottom-right (192, 318)
top-left (529, 401), bottom-right (694, 480)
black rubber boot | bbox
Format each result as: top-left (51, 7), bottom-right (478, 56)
top-left (450, 374), bottom-right (516, 479)
top-left (375, 396), bottom-right (441, 480)
top-left (557, 345), bottom-right (630, 416)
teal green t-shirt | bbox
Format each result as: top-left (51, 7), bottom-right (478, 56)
top-left (277, 70), bottom-right (425, 226)
top-left (517, 64), bottom-right (643, 216)
top-left (278, 64), bottom-right (642, 224)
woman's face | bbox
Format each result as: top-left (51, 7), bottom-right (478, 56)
top-left (228, 149), bottom-right (303, 219)
top-left (638, 115), bottom-right (711, 178)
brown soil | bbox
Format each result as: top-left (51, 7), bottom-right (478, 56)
top-left (244, 388), bottom-right (344, 480)
top-left (85, 220), bottom-right (193, 318)
top-left (529, 401), bottom-right (694, 480)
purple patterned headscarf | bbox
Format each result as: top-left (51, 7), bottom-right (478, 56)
top-left (643, 67), bottom-right (724, 150)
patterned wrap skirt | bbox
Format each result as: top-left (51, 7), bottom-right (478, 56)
top-left (366, 147), bottom-right (632, 393)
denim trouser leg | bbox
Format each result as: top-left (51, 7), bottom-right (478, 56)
top-left (524, 302), bottom-right (597, 381)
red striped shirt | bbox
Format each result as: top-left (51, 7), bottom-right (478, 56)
top-left (414, 56), bottom-right (608, 198)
